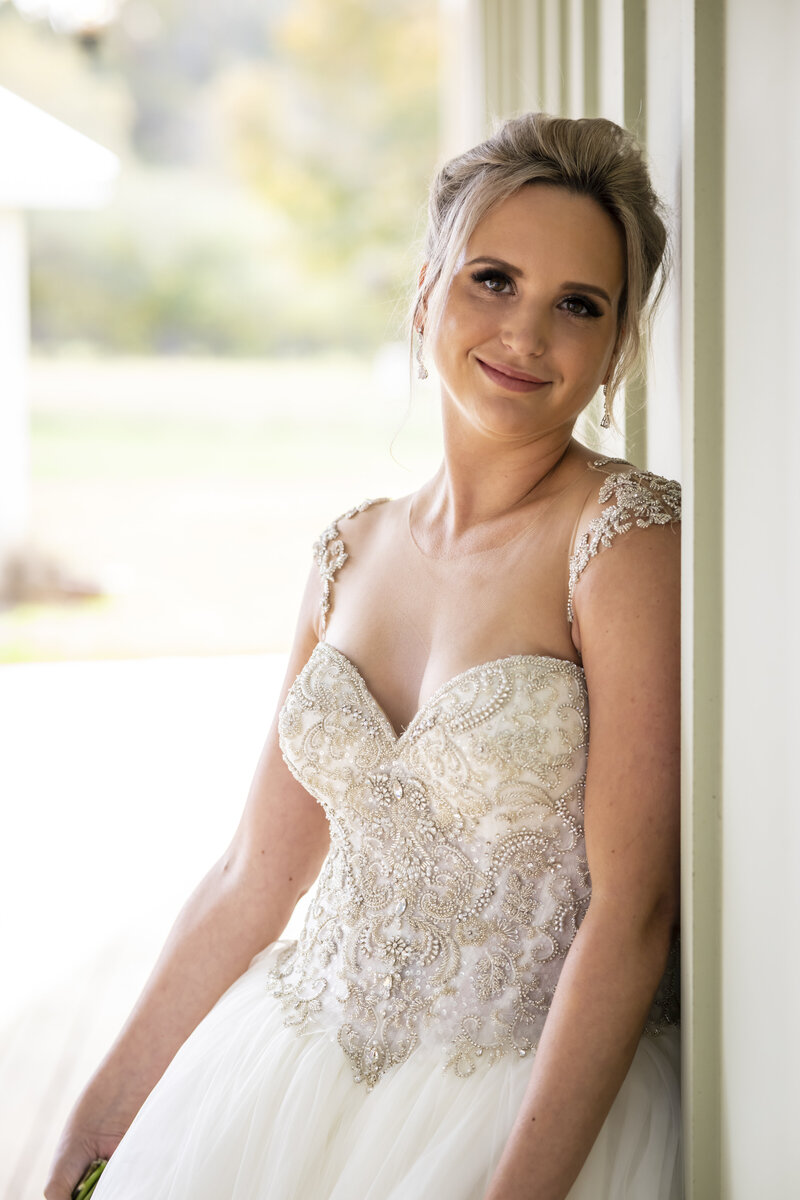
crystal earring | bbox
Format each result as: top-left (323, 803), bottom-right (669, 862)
top-left (600, 383), bottom-right (611, 428)
top-left (416, 329), bottom-right (428, 380)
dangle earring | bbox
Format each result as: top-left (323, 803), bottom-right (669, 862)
top-left (416, 328), bottom-right (428, 380)
top-left (600, 383), bottom-right (611, 428)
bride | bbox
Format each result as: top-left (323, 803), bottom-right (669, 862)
top-left (46, 111), bottom-right (682, 1200)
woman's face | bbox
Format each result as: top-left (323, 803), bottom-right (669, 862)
top-left (429, 183), bottom-right (626, 443)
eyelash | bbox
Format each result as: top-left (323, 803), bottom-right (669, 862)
top-left (469, 269), bottom-right (603, 319)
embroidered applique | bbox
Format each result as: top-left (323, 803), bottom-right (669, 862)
top-left (311, 498), bottom-right (389, 639)
top-left (268, 480), bottom-right (682, 1090)
top-left (567, 458), bottom-right (681, 624)
top-left (268, 644), bottom-right (680, 1091)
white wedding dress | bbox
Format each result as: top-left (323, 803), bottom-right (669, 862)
top-left (92, 459), bottom-right (682, 1200)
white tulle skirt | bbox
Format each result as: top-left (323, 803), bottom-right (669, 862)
top-left (93, 941), bottom-right (682, 1200)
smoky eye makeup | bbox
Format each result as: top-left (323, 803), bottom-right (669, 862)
top-left (560, 294), bottom-right (603, 318)
top-left (470, 267), bottom-right (514, 292)
top-left (465, 257), bottom-right (609, 318)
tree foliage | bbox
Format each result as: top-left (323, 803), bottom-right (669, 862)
top-left (1, 0), bottom-right (440, 354)
top-left (219, 0), bottom-right (439, 333)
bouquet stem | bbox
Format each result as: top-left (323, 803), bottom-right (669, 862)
top-left (71, 1157), bottom-right (107, 1200)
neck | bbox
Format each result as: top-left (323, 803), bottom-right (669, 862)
top-left (420, 399), bottom-right (577, 541)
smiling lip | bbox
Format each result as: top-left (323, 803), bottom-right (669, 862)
top-left (476, 358), bottom-right (551, 392)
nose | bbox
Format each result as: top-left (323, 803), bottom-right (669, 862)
top-left (500, 301), bottom-right (549, 358)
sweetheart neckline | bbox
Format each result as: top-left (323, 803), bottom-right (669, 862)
top-left (314, 641), bottom-right (586, 744)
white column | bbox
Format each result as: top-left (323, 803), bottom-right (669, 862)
top-left (518, 0), bottom-right (545, 113)
top-left (541, 0), bottom-right (563, 113)
top-left (597, 0), bottom-right (624, 123)
top-left (439, 0), bottom-right (487, 156)
top-left (0, 208), bottom-right (30, 590)
top-left (721, 0), bottom-right (800, 1192)
top-left (567, 0), bottom-right (586, 117)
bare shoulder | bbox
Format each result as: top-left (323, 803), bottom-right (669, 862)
top-left (311, 495), bottom-right (400, 638)
top-left (314, 491), bottom-right (405, 556)
top-left (568, 457), bottom-right (681, 655)
top-left (569, 457), bottom-right (681, 606)
top-left (579, 455), bottom-right (681, 514)
top-left (569, 461), bottom-right (681, 928)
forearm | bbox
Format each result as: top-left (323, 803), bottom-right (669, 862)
top-left (483, 902), bottom-right (676, 1200)
top-left (81, 858), bottom-right (297, 1122)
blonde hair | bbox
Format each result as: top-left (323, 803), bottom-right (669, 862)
top-left (412, 112), bottom-right (670, 413)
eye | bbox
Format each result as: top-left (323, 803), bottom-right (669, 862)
top-left (470, 268), bottom-right (514, 295)
top-left (560, 294), bottom-right (602, 319)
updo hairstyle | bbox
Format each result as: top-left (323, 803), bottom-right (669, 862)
top-left (412, 112), bottom-right (670, 416)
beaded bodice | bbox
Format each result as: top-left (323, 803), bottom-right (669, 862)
top-left (264, 459), bottom-right (682, 1091)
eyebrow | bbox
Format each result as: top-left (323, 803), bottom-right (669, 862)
top-left (464, 256), bottom-right (523, 278)
top-left (561, 280), bottom-right (612, 306)
top-left (464, 257), bottom-right (613, 307)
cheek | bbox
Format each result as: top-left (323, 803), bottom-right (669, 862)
top-left (441, 292), bottom-right (484, 333)
top-left (550, 331), bottom-right (615, 393)
top-left (562, 323), bottom-right (616, 368)
top-left (433, 297), bottom-right (485, 361)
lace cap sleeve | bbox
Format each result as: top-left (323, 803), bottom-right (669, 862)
top-left (567, 458), bottom-right (681, 625)
top-left (312, 497), bottom-right (390, 639)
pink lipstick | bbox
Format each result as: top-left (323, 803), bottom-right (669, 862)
top-left (476, 358), bottom-right (550, 393)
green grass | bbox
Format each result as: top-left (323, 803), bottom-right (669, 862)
top-left (29, 407), bottom-right (431, 481)
top-left (1, 355), bottom-right (442, 662)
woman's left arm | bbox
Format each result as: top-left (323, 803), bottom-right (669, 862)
top-left (483, 517), bottom-right (681, 1200)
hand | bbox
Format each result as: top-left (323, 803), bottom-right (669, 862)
top-left (44, 1087), bottom-right (133, 1200)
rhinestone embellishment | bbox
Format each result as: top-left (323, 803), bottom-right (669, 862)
top-left (266, 470), bottom-right (682, 1090)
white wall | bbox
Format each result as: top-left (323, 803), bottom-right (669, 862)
top-left (721, 1), bottom-right (800, 1193)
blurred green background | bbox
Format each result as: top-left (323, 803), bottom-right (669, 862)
top-left (0, 0), bottom-right (443, 662)
top-left (0, 14), bottom-right (443, 1188)
top-left (2, 0), bottom-right (439, 354)
top-left (5, 354), bottom-right (443, 661)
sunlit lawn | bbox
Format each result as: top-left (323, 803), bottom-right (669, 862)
top-left (1, 354), bottom-right (443, 662)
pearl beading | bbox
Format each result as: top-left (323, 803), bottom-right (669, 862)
top-left (265, 470), bottom-right (682, 1091)
top-left (270, 644), bottom-right (680, 1091)
top-left (567, 458), bottom-right (682, 624)
top-left (311, 497), bottom-right (389, 639)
